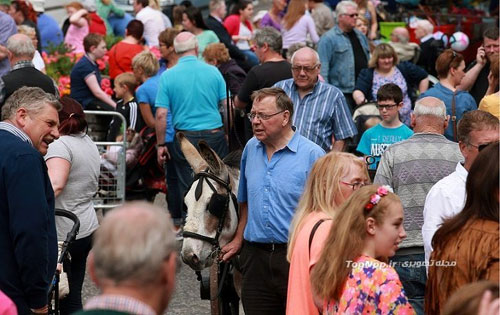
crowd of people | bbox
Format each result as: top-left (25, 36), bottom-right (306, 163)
top-left (0, 0), bottom-right (498, 314)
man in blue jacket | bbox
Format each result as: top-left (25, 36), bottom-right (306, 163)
top-left (0, 86), bottom-right (61, 314)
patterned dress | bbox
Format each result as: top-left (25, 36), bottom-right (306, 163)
top-left (324, 255), bottom-right (415, 314)
top-left (372, 68), bottom-right (412, 126)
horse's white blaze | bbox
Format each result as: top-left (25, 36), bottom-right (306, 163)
top-left (181, 172), bottom-right (239, 270)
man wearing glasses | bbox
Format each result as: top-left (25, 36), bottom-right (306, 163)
top-left (274, 47), bottom-right (356, 152)
top-left (317, 0), bottom-right (369, 112)
top-left (221, 88), bottom-right (324, 314)
top-left (422, 110), bottom-right (499, 266)
top-left (374, 96), bottom-right (463, 315)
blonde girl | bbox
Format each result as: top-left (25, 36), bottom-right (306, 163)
top-left (286, 152), bottom-right (369, 315)
top-left (311, 185), bottom-right (414, 314)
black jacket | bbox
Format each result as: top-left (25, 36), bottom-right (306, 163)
top-left (205, 15), bottom-right (251, 72)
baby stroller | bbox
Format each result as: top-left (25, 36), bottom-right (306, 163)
top-left (100, 127), bottom-right (166, 201)
top-left (48, 209), bottom-right (80, 315)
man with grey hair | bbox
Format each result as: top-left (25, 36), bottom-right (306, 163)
top-left (374, 96), bottom-right (463, 315)
top-left (0, 33), bottom-right (57, 108)
top-left (389, 27), bottom-right (420, 63)
top-left (0, 86), bottom-right (61, 315)
top-left (274, 47), bottom-right (357, 151)
top-left (155, 31), bottom-right (228, 224)
top-left (79, 202), bottom-right (177, 314)
top-left (235, 27), bottom-right (292, 142)
top-left (205, 0), bottom-right (250, 71)
top-left (318, 0), bottom-right (369, 112)
top-left (415, 19), bottom-right (440, 77)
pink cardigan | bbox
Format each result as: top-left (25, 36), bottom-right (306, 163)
top-left (223, 14), bottom-right (253, 43)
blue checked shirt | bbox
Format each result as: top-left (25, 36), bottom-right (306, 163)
top-left (274, 79), bottom-right (357, 151)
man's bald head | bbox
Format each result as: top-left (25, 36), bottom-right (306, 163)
top-left (391, 27), bottom-right (410, 44)
top-left (174, 31), bottom-right (198, 55)
top-left (291, 47), bottom-right (320, 65)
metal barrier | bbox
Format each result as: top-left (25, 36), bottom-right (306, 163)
top-left (84, 110), bottom-right (127, 210)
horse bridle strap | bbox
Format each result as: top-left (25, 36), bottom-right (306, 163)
top-left (183, 170), bottom-right (238, 249)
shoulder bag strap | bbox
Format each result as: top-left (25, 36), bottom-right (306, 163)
top-left (451, 91), bottom-right (457, 141)
top-left (308, 218), bottom-right (332, 257)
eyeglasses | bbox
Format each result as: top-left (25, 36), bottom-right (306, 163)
top-left (291, 65), bottom-right (319, 73)
top-left (342, 13), bottom-right (358, 18)
top-left (340, 181), bottom-right (366, 190)
top-left (376, 103), bottom-right (398, 110)
top-left (468, 141), bottom-right (496, 152)
top-left (247, 110), bottom-right (285, 121)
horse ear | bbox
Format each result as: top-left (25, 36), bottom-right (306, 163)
top-left (176, 132), bottom-right (208, 173)
top-left (198, 141), bottom-right (224, 174)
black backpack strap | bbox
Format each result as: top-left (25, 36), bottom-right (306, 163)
top-left (308, 218), bottom-right (332, 257)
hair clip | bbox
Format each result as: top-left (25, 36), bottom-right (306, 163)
top-left (365, 185), bottom-right (393, 211)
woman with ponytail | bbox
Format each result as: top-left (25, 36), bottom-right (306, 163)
top-left (45, 96), bottom-right (100, 314)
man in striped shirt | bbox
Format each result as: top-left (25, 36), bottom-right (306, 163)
top-left (274, 47), bottom-right (357, 151)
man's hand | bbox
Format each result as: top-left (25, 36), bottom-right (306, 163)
top-left (31, 305), bottom-right (48, 315)
top-left (157, 146), bottom-right (170, 166)
top-left (220, 236), bottom-right (243, 262)
top-left (476, 46), bottom-right (487, 66)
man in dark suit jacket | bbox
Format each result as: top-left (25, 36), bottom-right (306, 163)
top-left (205, 0), bottom-right (251, 71)
top-left (415, 19), bottom-right (440, 77)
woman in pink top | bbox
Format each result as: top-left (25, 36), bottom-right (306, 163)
top-left (281, 0), bottom-right (319, 52)
top-left (286, 152), bottom-right (370, 315)
top-left (64, 2), bottom-right (89, 54)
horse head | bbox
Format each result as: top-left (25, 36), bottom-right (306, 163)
top-left (177, 133), bottom-right (240, 271)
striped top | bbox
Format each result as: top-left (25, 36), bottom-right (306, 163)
top-left (274, 79), bottom-right (357, 151)
top-left (0, 122), bottom-right (32, 145)
top-left (84, 294), bottom-right (156, 315)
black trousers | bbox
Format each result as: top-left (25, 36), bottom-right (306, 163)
top-left (240, 241), bottom-right (290, 315)
top-left (60, 234), bottom-right (93, 315)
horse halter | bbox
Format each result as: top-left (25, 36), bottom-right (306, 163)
top-left (183, 169), bottom-right (238, 250)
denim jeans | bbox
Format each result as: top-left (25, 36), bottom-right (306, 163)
top-left (389, 253), bottom-right (426, 315)
top-left (170, 130), bottom-right (228, 204)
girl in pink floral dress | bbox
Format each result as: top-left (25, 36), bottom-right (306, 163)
top-left (310, 185), bottom-right (415, 314)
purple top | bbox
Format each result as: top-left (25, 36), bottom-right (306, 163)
top-left (281, 14), bottom-right (320, 49)
top-left (260, 12), bottom-right (282, 31)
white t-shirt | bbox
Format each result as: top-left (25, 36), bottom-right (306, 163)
top-left (136, 6), bottom-right (165, 47)
top-left (45, 134), bottom-right (100, 240)
top-left (237, 22), bottom-right (251, 50)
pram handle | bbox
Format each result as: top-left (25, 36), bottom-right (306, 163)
top-left (55, 209), bottom-right (80, 250)
top-left (48, 209), bottom-right (80, 308)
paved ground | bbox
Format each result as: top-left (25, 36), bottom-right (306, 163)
top-left (82, 193), bottom-right (213, 314)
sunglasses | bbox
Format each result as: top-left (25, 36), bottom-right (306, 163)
top-left (468, 141), bottom-right (496, 152)
top-left (342, 13), bottom-right (359, 18)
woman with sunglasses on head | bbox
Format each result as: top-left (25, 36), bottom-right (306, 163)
top-left (353, 43), bottom-right (429, 126)
top-left (287, 152), bottom-right (370, 315)
top-left (425, 142), bottom-right (499, 314)
top-left (419, 49), bottom-right (477, 141)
